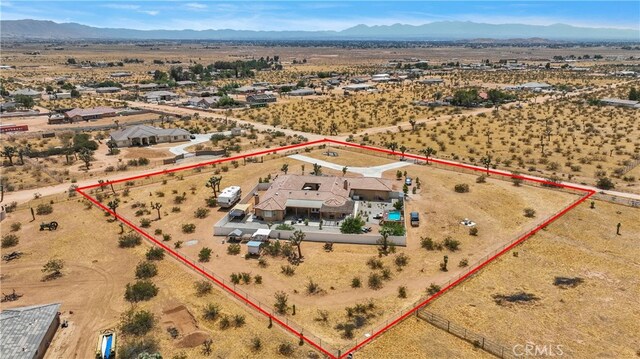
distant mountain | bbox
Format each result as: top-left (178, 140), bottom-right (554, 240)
top-left (1, 19), bottom-right (638, 41)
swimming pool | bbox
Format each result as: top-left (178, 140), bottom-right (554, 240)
top-left (387, 211), bottom-right (401, 221)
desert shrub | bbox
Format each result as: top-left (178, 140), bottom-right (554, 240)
top-left (251, 337), bottom-right (262, 352)
top-left (230, 273), bottom-right (241, 284)
top-left (1, 234), bottom-right (19, 248)
top-left (41, 259), bottom-right (64, 280)
top-left (459, 258), bottom-right (469, 267)
top-left (254, 275), bottom-right (263, 284)
top-left (162, 233), bottom-right (172, 241)
top-left (368, 272), bottom-right (383, 290)
top-left (202, 303), bottom-right (220, 320)
top-left (394, 253), bottom-right (409, 268)
top-left (469, 227), bottom-right (478, 236)
top-left (524, 208), bottom-right (536, 218)
top-left (233, 314), bottom-right (246, 327)
top-left (194, 207), bottom-right (210, 219)
top-left (258, 258), bottom-right (268, 267)
top-left (227, 243), bottom-right (241, 255)
top-left (476, 175), bottom-right (486, 183)
top-left (174, 241), bottom-right (183, 249)
top-left (306, 279), bottom-right (324, 295)
top-left (154, 228), bottom-right (162, 235)
top-left (120, 308), bottom-right (156, 336)
top-left (381, 267), bottom-right (392, 280)
top-left (454, 183), bottom-right (470, 193)
top-left (274, 291), bottom-right (288, 314)
top-left (275, 223), bottom-right (295, 230)
top-left (194, 280), bottom-right (213, 296)
top-left (199, 247), bottom-right (212, 262)
top-left (10, 222), bottom-right (21, 232)
top-left (553, 276), bottom-right (584, 289)
top-left (443, 237), bottom-right (460, 251)
top-left (182, 223), bottom-right (196, 233)
top-left (420, 236), bottom-right (436, 250)
top-left (118, 338), bottom-right (159, 359)
top-left (281, 265), bottom-right (295, 276)
top-left (427, 283), bottom-right (441, 295)
top-left (366, 257), bottom-right (383, 270)
top-left (36, 203), bottom-right (53, 215)
top-left (140, 218), bottom-right (151, 228)
top-left (135, 261), bottom-right (158, 279)
top-left (124, 280), bottom-right (159, 302)
top-left (596, 177), bottom-right (615, 190)
top-left (398, 286), bottom-right (407, 298)
top-left (278, 342), bottom-right (295, 356)
top-left (351, 277), bottom-right (361, 288)
top-left (146, 247), bottom-right (165, 261)
top-left (119, 233), bottom-right (142, 248)
top-left (315, 309), bottom-right (329, 322)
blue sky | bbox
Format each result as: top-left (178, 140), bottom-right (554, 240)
top-left (1, 1), bottom-right (638, 31)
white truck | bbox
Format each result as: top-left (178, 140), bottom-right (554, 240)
top-left (217, 186), bottom-right (242, 208)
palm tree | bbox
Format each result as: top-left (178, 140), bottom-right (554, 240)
top-left (290, 230), bottom-right (305, 259)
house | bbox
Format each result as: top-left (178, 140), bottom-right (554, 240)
top-left (10, 88), bottom-right (42, 98)
top-left (95, 87), bottom-right (121, 94)
top-left (64, 106), bottom-right (116, 122)
top-left (234, 85), bottom-right (268, 94)
top-left (0, 303), bottom-right (61, 359)
top-left (418, 78), bottom-right (444, 85)
top-left (600, 98), bottom-right (640, 108)
top-left (343, 84), bottom-right (373, 92)
top-left (0, 102), bottom-right (16, 112)
top-left (137, 83), bottom-right (169, 91)
top-left (246, 93), bottom-right (277, 104)
top-left (510, 82), bottom-right (553, 91)
top-left (289, 88), bottom-right (315, 96)
top-left (176, 80), bottom-right (198, 87)
top-left (253, 174), bottom-right (395, 222)
top-left (371, 74), bottom-right (390, 82)
top-left (110, 124), bottom-right (191, 147)
top-left (187, 96), bottom-right (220, 108)
top-left (48, 92), bottom-right (71, 100)
top-left (110, 72), bottom-right (132, 77)
top-left (144, 91), bottom-right (179, 102)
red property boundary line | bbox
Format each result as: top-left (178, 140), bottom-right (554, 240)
top-left (76, 138), bottom-right (594, 359)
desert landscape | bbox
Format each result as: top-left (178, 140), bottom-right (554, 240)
top-left (1, 5), bottom-right (639, 359)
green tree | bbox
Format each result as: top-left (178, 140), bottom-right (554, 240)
top-left (2, 146), bottom-right (17, 166)
top-left (14, 94), bottom-right (35, 109)
top-left (340, 215), bottom-right (365, 234)
top-left (78, 147), bottom-right (94, 170)
top-left (629, 87), bottom-right (639, 101)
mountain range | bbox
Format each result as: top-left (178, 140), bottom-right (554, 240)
top-left (1, 19), bottom-right (638, 41)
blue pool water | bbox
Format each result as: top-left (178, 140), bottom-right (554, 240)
top-left (104, 334), bottom-right (113, 359)
top-left (387, 211), bottom-right (401, 221)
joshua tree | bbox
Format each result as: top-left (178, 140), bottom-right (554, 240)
top-left (151, 202), bottom-right (162, 220)
top-left (342, 166), bottom-right (348, 176)
top-left (480, 154), bottom-right (492, 175)
top-left (312, 163), bottom-right (322, 176)
top-left (386, 141), bottom-right (398, 153)
top-left (399, 145), bottom-right (407, 159)
top-left (78, 148), bottom-right (94, 171)
top-left (421, 147), bottom-right (436, 164)
top-left (300, 164), bottom-right (305, 175)
top-left (206, 175), bottom-right (222, 198)
top-left (378, 227), bottom-right (392, 255)
top-left (281, 163), bottom-right (289, 175)
top-left (408, 117), bottom-right (417, 132)
top-left (17, 145), bottom-right (31, 165)
top-left (290, 230), bottom-right (305, 259)
top-left (2, 146), bottom-right (16, 166)
top-left (107, 198), bottom-right (120, 218)
top-left (329, 121), bottom-right (339, 136)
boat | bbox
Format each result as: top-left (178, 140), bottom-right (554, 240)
top-left (96, 330), bottom-right (116, 359)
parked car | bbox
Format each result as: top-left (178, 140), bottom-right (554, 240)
top-left (410, 212), bottom-right (420, 227)
top-left (405, 177), bottom-right (412, 186)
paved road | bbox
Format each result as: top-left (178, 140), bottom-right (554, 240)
top-left (288, 154), bottom-right (413, 178)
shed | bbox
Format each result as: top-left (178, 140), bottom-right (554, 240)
top-left (247, 241), bottom-right (263, 255)
top-left (230, 203), bottom-right (251, 218)
top-left (227, 229), bottom-right (243, 241)
top-left (251, 228), bottom-right (271, 241)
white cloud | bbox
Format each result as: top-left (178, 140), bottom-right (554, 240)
top-left (186, 3), bottom-right (207, 10)
top-left (102, 4), bottom-right (141, 10)
top-left (139, 10), bottom-right (160, 16)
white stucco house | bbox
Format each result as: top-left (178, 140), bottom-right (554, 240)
top-left (110, 124), bottom-right (191, 147)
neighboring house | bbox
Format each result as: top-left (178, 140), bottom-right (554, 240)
top-left (64, 106), bottom-right (116, 122)
top-left (507, 82), bottom-right (553, 91)
top-left (187, 96), bottom-right (220, 108)
top-left (600, 98), bottom-right (640, 108)
top-left (289, 88), bottom-right (315, 96)
top-left (110, 124), bottom-right (191, 147)
top-left (246, 93), bottom-right (277, 104)
top-left (0, 102), bottom-right (16, 112)
top-left (176, 80), bottom-right (197, 87)
top-left (0, 303), bottom-right (61, 359)
top-left (48, 92), bottom-right (71, 100)
top-left (234, 85), bottom-right (268, 94)
top-left (110, 72), bottom-right (132, 77)
top-left (371, 74), bottom-right (390, 82)
top-left (418, 78), bottom-right (444, 85)
top-left (95, 87), bottom-right (121, 94)
top-left (137, 83), bottom-right (169, 91)
top-left (343, 84), bottom-right (373, 92)
top-left (144, 91), bottom-right (179, 102)
top-left (253, 174), bottom-right (395, 222)
top-left (10, 88), bottom-right (42, 98)
top-left (47, 113), bottom-right (66, 125)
